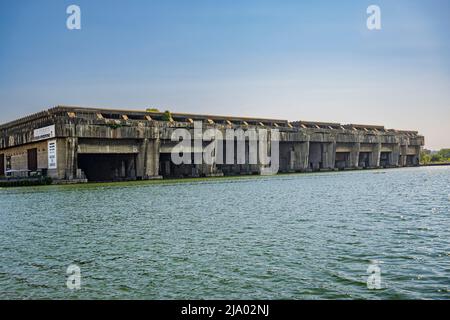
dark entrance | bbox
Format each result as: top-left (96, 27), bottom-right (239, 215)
top-left (27, 148), bottom-right (38, 172)
top-left (0, 154), bottom-right (4, 176)
top-left (159, 153), bottom-right (198, 178)
top-left (406, 155), bottom-right (417, 166)
top-left (380, 152), bottom-right (391, 167)
top-left (159, 153), bottom-right (172, 177)
top-left (358, 152), bottom-right (371, 168)
top-left (5, 156), bottom-right (11, 172)
top-left (308, 142), bottom-right (323, 170)
top-left (335, 152), bottom-right (350, 169)
top-left (78, 154), bottom-right (137, 182)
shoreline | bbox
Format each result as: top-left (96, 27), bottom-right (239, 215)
top-left (1, 165), bottom-right (443, 190)
top-left (420, 162), bottom-right (450, 167)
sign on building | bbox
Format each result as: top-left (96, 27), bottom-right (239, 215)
top-left (48, 140), bottom-right (57, 169)
top-left (34, 125), bottom-right (55, 141)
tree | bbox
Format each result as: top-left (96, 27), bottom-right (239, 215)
top-left (430, 154), bottom-right (444, 162)
top-left (420, 150), bottom-right (431, 164)
top-left (437, 148), bottom-right (450, 159)
top-left (162, 110), bottom-right (173, 122)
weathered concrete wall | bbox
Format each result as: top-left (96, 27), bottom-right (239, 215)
top-left (0, 140), bottom-right (48, 172)
top-left (0, 106), bottom-right (425, 181)
top-left (78, 138), bottom-right (140, 154)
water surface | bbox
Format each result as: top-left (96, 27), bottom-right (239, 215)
top-left (0, 166), bottom-right (449, 299)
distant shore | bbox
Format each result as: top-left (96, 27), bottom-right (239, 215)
top-left (420, 162), bottom-right (450, 167)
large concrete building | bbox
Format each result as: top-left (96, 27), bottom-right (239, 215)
top-left (0, 106), bottom-right (424, 182)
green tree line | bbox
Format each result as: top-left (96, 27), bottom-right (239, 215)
top-left (421, 148), bottom-right (450, 164)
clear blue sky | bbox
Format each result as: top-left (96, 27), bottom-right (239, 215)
top-left (0, 0), bottom-right (449, 149)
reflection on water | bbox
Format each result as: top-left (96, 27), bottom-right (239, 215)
top-left (0, 166), bottom-right (449, 299)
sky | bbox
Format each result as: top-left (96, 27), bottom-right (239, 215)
top-left (0, 0), bottom-right (449, 149)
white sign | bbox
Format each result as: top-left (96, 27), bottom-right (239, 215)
top-left (48, 140), bottom-right (57, 169)
top-left (34, 125), bottom-right (55, 141)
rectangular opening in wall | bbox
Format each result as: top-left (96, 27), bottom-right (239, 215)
top-left (335, 152), bottom-right (350, 169)
top-left (0, 154), bottom-right (4, 176)
top-left (380, 152), bottom-right (391, 167)
top-left (308, 142), bottom-right (323, 170)
top-left (358, 152), bottom-right (371, 168)
top-left (406, 155), bottom-right (416, 166)
top-left (159, 152), bottom-right (198, 178)
top-left (27, 148), bottom-right (38, 172)
top-left (6, 156), bottom-right (11, 172)
top-left (78, 153), bottom-right (137, 182)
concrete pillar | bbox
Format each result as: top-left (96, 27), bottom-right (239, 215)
top-left (257, 137), bottom-right (267, 174)
top-left (241, 140), bottom-right (251, 174)
top-left (146, 138), bottom-right (160, 177)
top-left (64, 137), bottom-right (78, 180)
top-left (400, 143), bottom-right (408, 167)
top-left (413, 146), bottom-right (421, 166)
top-left (289, 149), bottom-right (295, 171)
top-left (371, 143), bottom-right (381, 168)
top-left (126, 157), bottom-right (136, 178)
top-left (136, 138), bottom-right (147, 178)
top-left (349, 142), bottom-right (360, 168)
top-left (391, 143), bottom-right (401, 167)
top-left (414, 146), bottom-right (421, 166)
top-left (278, 142), bottom-right (291, 173)
top-left (293, 141), bottom-right (310, 171)
top-left (257, 131), bottom-right (280, 175)
top-left (248, 136), bottom-right (259, 174)
top-left (322, 142), bottom-right (336, 169)
top-left (137, 138), bottom-right (161, 179)
top-left (308, 143), bottom-right (321, 170)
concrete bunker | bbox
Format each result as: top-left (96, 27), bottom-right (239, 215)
top-left (0, 106), bottom-right (425, 183)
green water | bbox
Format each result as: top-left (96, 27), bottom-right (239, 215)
top-left (0, 166), bottom-right (449, 299)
